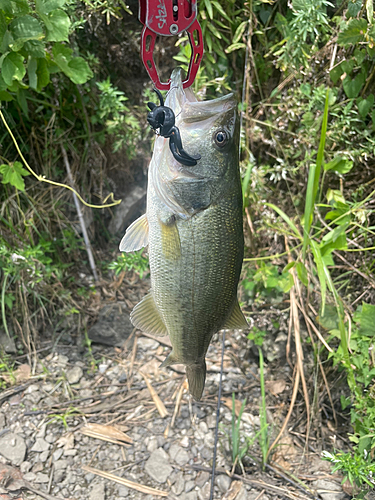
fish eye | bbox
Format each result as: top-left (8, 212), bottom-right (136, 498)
top-left (214, 129), bottom-right (228, 147)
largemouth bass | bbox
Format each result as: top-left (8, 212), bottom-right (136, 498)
top-left (120, 68), bottom-right (247, 400)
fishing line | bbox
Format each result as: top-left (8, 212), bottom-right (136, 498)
top-left (209, 329), bottom-right (226, 500)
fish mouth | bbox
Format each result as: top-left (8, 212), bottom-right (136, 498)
top-left (165, 68), bottom-right (237, 124)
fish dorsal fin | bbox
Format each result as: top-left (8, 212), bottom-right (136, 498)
top-left (160, 217), bottom-right (181, 260)
top-left (130, 292), bottom-right (168, 337)
top-left (223, 301), bottom-right (248, 330)
top-left (119, 214), bottom-right (149, 252)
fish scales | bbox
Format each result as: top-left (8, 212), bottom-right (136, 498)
top-left (120, 68), bottom-right (248, 400)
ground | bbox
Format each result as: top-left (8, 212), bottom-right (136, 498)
top-left (0, 281), bottom-right (357, 500)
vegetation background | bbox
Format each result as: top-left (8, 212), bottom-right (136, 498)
top-left (1, 0), bottom-right (375, 496)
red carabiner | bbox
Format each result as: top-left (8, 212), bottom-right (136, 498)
top-left (139, 0), bottom-right (204, 90)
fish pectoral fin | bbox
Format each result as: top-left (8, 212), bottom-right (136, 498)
top-left (186, 361), bottom-right (206, 401)
top-left (119, 214), bottom-right (149, 252)
top-left (160, 216), bottom-right (181, 260)
top-left (130, 292), bottom-right (168, 337)
top-left (160, 350), bottom-right (179, 368)
top-left (222, 301), bottom-right (248, 330)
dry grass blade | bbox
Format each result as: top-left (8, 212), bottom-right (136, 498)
top-left (171, 379), bottom-right (188, 428)
top-left (140, 372), bottom-right (168, 418)
top-left (220, 480), bottom-right (243, 500)
top-left (81, 465), bottom-right (168, 497)
top-left (80, 423), bottom-right (133, 445)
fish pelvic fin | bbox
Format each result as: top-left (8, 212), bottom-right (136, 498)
top-left (159, 216), bottom-right (181, 260)
top-left (160, 350), bottom-right (179, 368)
top-left (119, 214), bottom-right (149, 252)
top-left (222, 300), bottom-right (248, 330)
top-left (130, 292), bottom-right (168, 337)
top-left (186, 361), bottom-right (206, 401)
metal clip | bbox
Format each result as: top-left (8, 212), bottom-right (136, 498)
top-left (139, 0), bottom-right (204, 90)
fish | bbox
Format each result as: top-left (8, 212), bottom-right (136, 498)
top-left (120, 68), bottom-right (247, 400)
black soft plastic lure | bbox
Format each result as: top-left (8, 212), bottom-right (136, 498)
top-left (147, 88), bottom-right (201, 167)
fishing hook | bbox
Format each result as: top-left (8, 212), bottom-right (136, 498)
top-left (147, 88), bottom-right (201, 167)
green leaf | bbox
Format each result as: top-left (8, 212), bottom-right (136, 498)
top-left (324, 156), bottom-right (354, 175)
top-left (320, 225), bottom-right (348, 256)
top-left (265, 203), bottom-right (301, 239)
top-left (343, 71), bottom-right (366, 99)
top-left (52, 43), bottom-right (92, 84)
top-left (40, 9), bottom-right (70, 42)
top-left (225, 42), bottom-right (246, 53)
top-left (232, 21), bottom-right (247, 44)
top-left (366, 0), bottom-right (374, 23)
top-left (0, 0), bottom-right (30, 16)
top-left (0, 91), bottom-right (14, 101)
top-left (9, 15), bottom-right (44, 48)
top-left (2, 52), bottom-right (25, 86)
top-left (338, 18), bottom-right (367, 46)
top-left (357, 94), bottom-right (374, 118)
top-left (317, 303), bottom-right (339, 330)
top-left (36, 0), bottom-right (66, 15)
top-left (0, 11), bottom-right (6, 45)
top-left (296, 262), bottom-right (308, 287)
top-left (22, 40), bottom-right (46, 58)
top-left (0, 161), bottom-right (30, 191)
top-left (204, 0), bottom-right (213, 20)
top-left (28, 56), bottom-right (37, 89)
top-left (36, 57), bottom-right (50, 90)
top-left (17, 88), bottom-right (28, 118)
top-left (310, 240), bottom-right (327, 314)
top-left (1, 31), bottom-right (14, 53)
top-left (357, 303), bottom-right (375, 336)
top-left (354, 48), bottom-right (366, 65)
top-left (300, 83), bottom-right (311, 96)
top-left (348, 0), bottom-right (362, 17)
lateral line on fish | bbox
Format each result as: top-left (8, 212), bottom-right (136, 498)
top-left (209, 329), bottom-right (226, 500)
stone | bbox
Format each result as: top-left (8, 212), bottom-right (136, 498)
top-left (66, 366), bottom-right (83, 384)
top-left (118, 485), bottom-right (129, 497)
top-left (216, 474), bottom-right (232, 493)
top-left (0, 330), bottom-right (16, 353)
top-left (39, 450), bottom-right (50, 462)
top-left (311, 479), bottom-right (346, 500)
top-left (0, 433), bottom-right (26, 465)
top-left (35, 473), bottom-right (49, 483)
top-left (108, 185), bottom-right (146, 235)
top-left (0, 413), bottom-right (5, 429)
top-left (180, 492), bottom-right (197, 500)
top-left (145, 448), bottom-right (173, 484)
top-left (197, 482), bottom-right (210, 500)
top-left (172, 473), bottom-right (185, 495)
top-left (54, 470), bottom-right (66, 483)
top-left (20, 461), bottom-right (32, 473)
top-left (90, 482), bottom-right (106, 500)
top-left (169, 443), bottom-right (190, 466)
top-left (23, 472), bottom-right (37, 482)
top-left (53, 449), bottom-right (63, 461)
top-left (31, 437), bottom-right (50, 452)
top-left (195, 471), bottom-right (210, 488)
top-left (137, 337), bottom-right (159, 350)
top-left (185, 480), bottom-right (195, 493)
top-left (88, 303), bottom-right (133, 346)
top-left (54, 460), bottom-right (68, 470)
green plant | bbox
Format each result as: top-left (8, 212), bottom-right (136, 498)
top-left (229, 394), bottom-right (249, 473)
top-left (258, 347), bottom-right (269, 468)
top-left (108, 251), bottom-right (149, 279)
top-left (46, 407), bottom-right (83, 430)
top-left (322, 450), bottom-right (375, 499)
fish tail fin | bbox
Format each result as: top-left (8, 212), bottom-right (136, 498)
top-left (186, 361), bottom-right (206, 401)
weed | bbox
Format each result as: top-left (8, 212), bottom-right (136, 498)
top-left (258, 348), bottom-right (269, 468)
top-left (46, 407), bottom-right (83, 430)
top-left (108, 251), bottom-right (149, 279)
top-left (229, 394), bottom-right (249, 473)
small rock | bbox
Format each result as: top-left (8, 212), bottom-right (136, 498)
top-left (216, 475), bottom-right (232, 493)
top-left (31, 437), bottom-right (50, 452)
top-left (312, 479), bottom-right (346, 500)
top-left (0, 330), bottom-right (16, 353)
top-left (54, 460), bottom-right (68, 470)
top-left (180, 492), bottom-right (197, 500)
top-left (200, 447), bottom-right (212, 460)
top-left (54, 469), bottom-right (66, 483)
top-left (26, 384), bottom-right (39, 394)
top-left (20, 461), bottom-right (32, 473)
top-left (85, 473), bottom-right (95, 483)
top-left (118, 485), bottom-right (129, 497)
top-left (146, 436), bottom-right (158, 453)
top-left (36, 424), bottom-right (46, 438)
top-left (63, 449), bottom-right (77, 456)
top-left (39, 450), bottom-right (50, 462)
top-left (32, 462), bottom-right (44, 473)
top-left (137, 337), bottom-right (159, 350)
top-left (0, 413), bottom-right (5, 429)
top-left (35, 473), bottom-right (49, 483)
top-left (53, 449), bottom-right (63, 461)
top-left (23, 472), bottom-right (37, 482)
top-left (169, 443), bottom-right (190, 466)
top-left (66, 366), bottom-right (83, 384)
top-left (172, 473), bottom-right (185, 495)
top-left (198, 483), bottom-right (211, 500)
top-left (180, 436), bottom-right (190, 448)
top-left (145, 448), bottom-right (173, 484)
top-left (0, 433), bottom-right (26, 465)
top-left (80, 389), bottom-right (93, 398)
top-left (90, 482), bottom-right (106, 500)
top-left (196, 471), bottom-right (210, 488)
top-left (56, 355), bottom-right (69, 367)
top-left (185, 480), bottom-right (195, 493)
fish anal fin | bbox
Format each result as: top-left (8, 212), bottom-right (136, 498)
top-left (186, 361), bottom-right (206, 401)
top-left (119, 214), bottom-right (149, 252)
top-left (159, 216), bottom-right (181, 260)
top-left (130, 292), bottom-right (168, 337)
top-left (223, 301), bottom-right (248, 330)
top-left (160, 350), bottom-right (179, 368)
